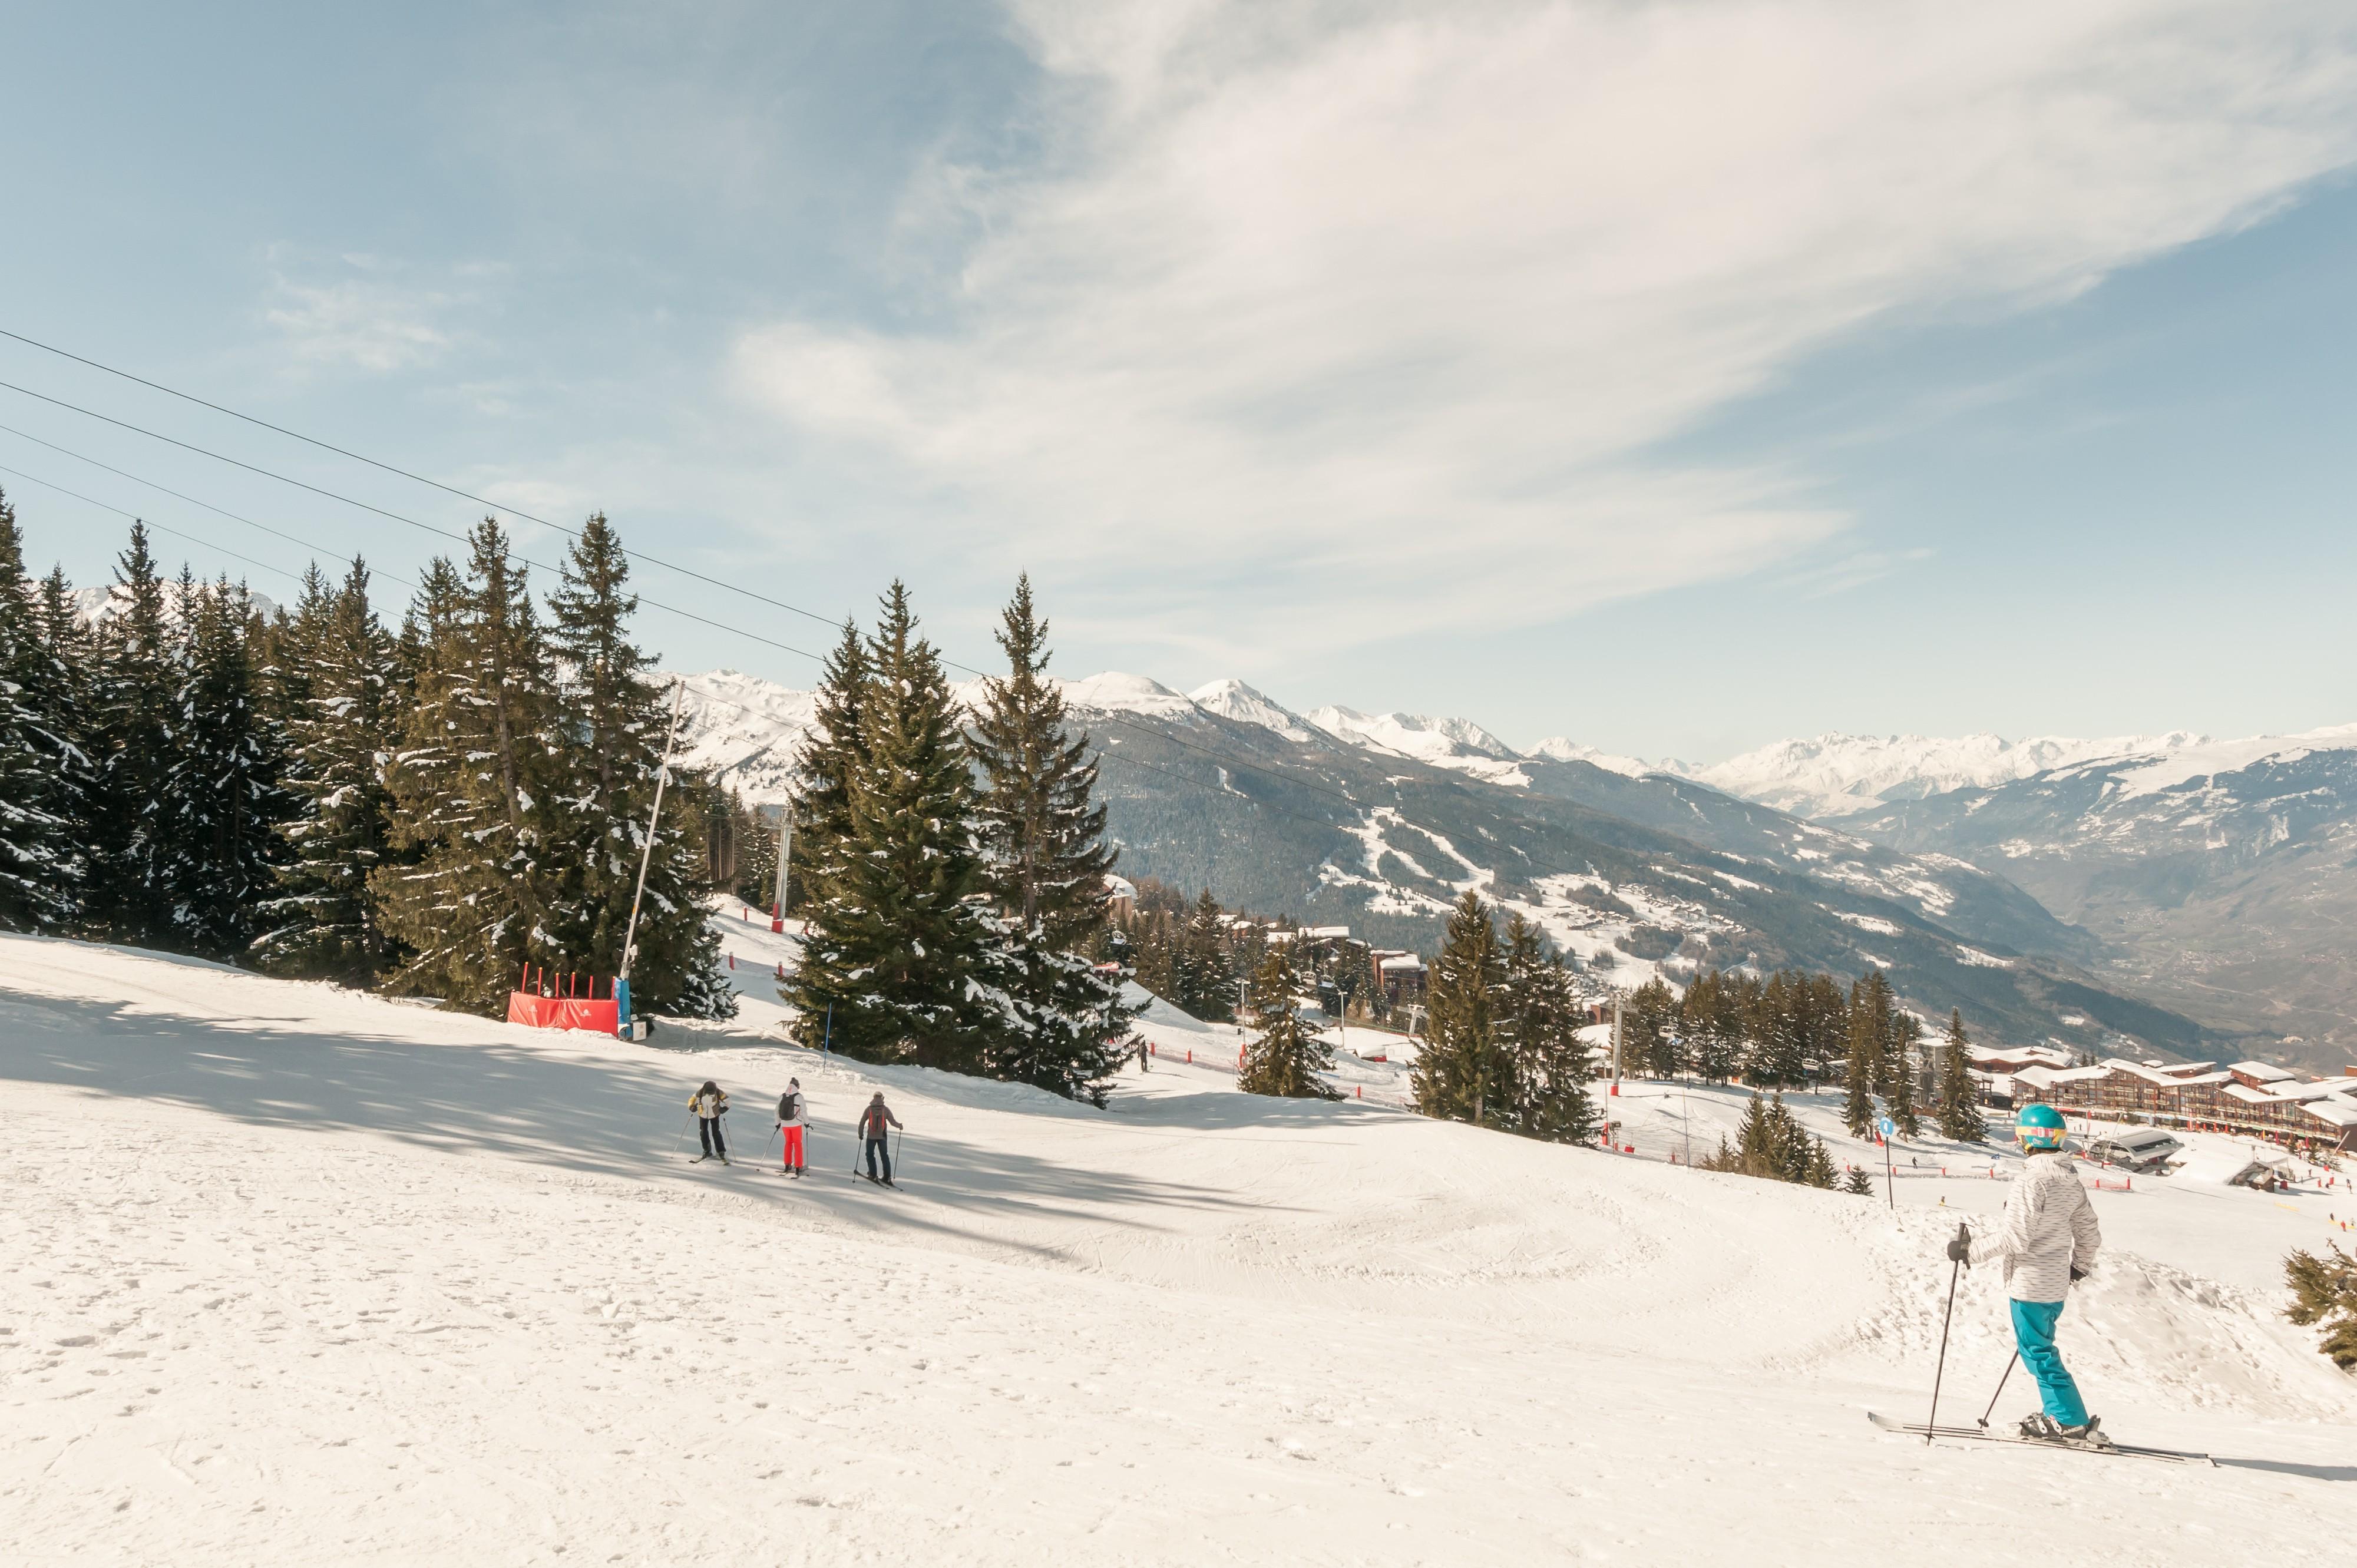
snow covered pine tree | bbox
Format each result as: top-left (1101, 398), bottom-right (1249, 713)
top-left (0, 489), bottom-right (81, 932)
top-left (544, 514), bottom-right (730, 1019)
top-left (970, 574), bottom-right (1133, 1104)
top-left (375, 521), bottom-right (571, 1013)
top-left (789, 584), bottom-right (997, 1070)
top-left (1413, 891), bottom-right (1510, 1127)
top-left (1237, 945), bottom-right (1339, 1099)
top-left (83, 524), bottom-right (182, 951)
top-left (254, 560), bottom-right (402, 985)
top-left (157, 574), bottom-right (291, 960)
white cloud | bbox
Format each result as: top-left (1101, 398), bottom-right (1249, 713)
top-left (732, 0), bottom-right (2357, 659)
top-left (262, 256), bottom-right (494, 374)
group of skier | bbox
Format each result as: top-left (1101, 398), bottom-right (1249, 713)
top-left (685, 1075), bottom-right (2115, 1445)
top-left (684, 1079), bottom-right (905, 1187)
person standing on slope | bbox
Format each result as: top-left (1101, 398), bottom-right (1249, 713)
top-left (858, 1092), bottom-right (901, 1186)
top-left (776, 1078), bottom-right (808, 1178)
top-left (1953, 1103), bottom-right (2104, 1445)
top-left (689, 1080), bottom-right (730, 1165)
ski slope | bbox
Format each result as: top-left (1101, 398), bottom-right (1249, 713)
top-left (4, 931), bottom-right (2354, 1565)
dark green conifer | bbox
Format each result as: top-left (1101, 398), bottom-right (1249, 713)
top-left (158, 577), bottom-right (290, 958)
top-left (83, 524), bottom-right (181, 948)
top-left (0, 491), bottom-right (80, 931)
top-left (1413, 890), bottom-right (1509, 1126)
top-left (1934, 1008), bottom-right (1985, 1142)
top-left (1237, 944), bottom-right (1339, 1099)
top-left (789, 584), bottom-right (994, 1068)
top-left (970, 574), bottom-right (1131, 1101)
top-left (545, 514), bottom-right (730, 1018)
top-left (255, 560), bottom-right (401, 984)
top-left (375, 523), bottom-right (568, 1012)
top-left (1499, 912), bottom-right (1597, 1143)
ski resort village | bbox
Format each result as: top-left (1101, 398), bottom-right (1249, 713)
top-left (11, 4), bottom-right (2357, 1563)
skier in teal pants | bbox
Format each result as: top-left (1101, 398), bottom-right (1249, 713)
top-left (1956, 1103), bottom-right (2106, 1445)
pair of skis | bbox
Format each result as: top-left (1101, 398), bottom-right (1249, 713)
top-left (1865, 1411), bottom-right (2212, 1466)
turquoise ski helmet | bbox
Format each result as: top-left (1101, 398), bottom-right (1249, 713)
top-left (2016, 1103), bottom-right (2067, 1151)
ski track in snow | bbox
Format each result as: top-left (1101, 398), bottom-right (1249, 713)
top-left (4, 931), bottom-right (2355, 1564)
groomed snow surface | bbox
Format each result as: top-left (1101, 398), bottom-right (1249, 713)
top-left (6, 927), bottom-right (2356, 1566)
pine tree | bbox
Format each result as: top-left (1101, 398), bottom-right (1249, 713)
top-left (789, 584), bottom-right (995, 1069)
top-left (1887, 1011), bottom-right (1923, 1139)
top-left (1842, 1165), bottom-right (1875, 1197)
top-left (782, 618), bottom-right (868, 944)
top-left (1624, 976), bottom-right (1680, 1079)
top-left (1499, 913), bottom-right (1598, 1143)
top-left (1935, 1008), bottom-right (1986, 1142)
top-left (970, 574), bottom-right (1130, 1102)
top-left (728, 792), bottom-right (779, 909)
top-left (83, 523), bottom-right (181, 949)
top-left (157, 577), bottom-right (290, 958)
top-left (2285, 1243), bottom-right (2357, 1369)
top-left (1175, 889), bottom-right (1237, 1020)
top-left (255, 560), bottom-right (402, 983)
top-left (545, 514), bottom-right (731, 1018)
top-left (0, 490), bottom-right (80, 931)
top-left (1842, 968), bottom-right (1891, 1138)
top-left (1236, 944), bottom-right (1339, 1099)
top-left (375, 523), bottom-right (570, 1013)
top-left (1413, 891), bottom-right (1509, 1126)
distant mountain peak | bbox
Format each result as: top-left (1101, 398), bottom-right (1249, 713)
top-left (1525, 736), bottom-right (1662, 779)
top-left (1693, 730), bottom-right (2210, 818)
top-left (1187, 679), bottom-right (1316, 741)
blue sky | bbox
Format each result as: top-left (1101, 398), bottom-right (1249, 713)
top-left (3, 1), bottom-right (2355, 762)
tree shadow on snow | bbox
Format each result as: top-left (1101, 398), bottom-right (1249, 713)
top-left (0, 986), bottom-right (1268, 1260)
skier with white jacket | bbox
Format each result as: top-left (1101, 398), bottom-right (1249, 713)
top-left (1953, 1103), bottom-right (2105, 1445)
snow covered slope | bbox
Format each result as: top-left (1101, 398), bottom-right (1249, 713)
top-left (4, 932), bottom-right (2352, 1563)
top-left (1688, 732), bottom-right (2207, 819)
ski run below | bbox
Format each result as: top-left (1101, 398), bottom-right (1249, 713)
top-left (5, 931), bottom-right (2356, 1566)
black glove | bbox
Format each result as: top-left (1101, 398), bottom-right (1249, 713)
top-left (1945, 1223), bottom-right (1972, 1263)
top-left (2069, 1265), bottom-right (2087, 1283)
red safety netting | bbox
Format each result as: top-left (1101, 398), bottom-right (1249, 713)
top-left (506, 992), bottom-right (619, 1033)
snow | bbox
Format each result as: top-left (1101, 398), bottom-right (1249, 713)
top-left (9, 930), bottom-right (2355, 1562)
top-left (2101, 722), bottom-right (2357, 800)
top-left (1057, 670), bottom-right (1198, 719)
top-left (1302, 706), bottom-right (1530, 787)
top-left (1186, 678), bottom-right (1316, 741)
top-left (1690, 731), bottom-right (2207, 819)
top-left (1523, 736), bottom-right (1659, 778)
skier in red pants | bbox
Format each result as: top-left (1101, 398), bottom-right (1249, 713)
top-left (775, 1079), bottom-right (808, 1178)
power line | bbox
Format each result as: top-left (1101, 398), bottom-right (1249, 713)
top-left (0, 391), bottom-right (838, 671)
top-left (0, 460), bottom-right (310, 589)
top-left (2, 435), bottom-right (1616, 915)
top-left (0, 324), bottom-right (831, 634)
top-left (0, 368), bottom-right (1373, 809)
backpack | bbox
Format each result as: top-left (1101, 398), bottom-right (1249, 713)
top-left (778, 1090), bottom-right (801, 1124)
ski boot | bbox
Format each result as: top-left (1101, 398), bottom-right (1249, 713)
top-left (2019, 1413), bottom-right (2114, 1449)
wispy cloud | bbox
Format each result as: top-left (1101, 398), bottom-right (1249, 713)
top-left (730, 0), bottom-right (2357, 661)
top-left (262, 253), bottom-right (501, 375)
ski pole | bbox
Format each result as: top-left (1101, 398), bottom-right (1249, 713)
top-left (894, 1126), bottom-right (904, 1184)
top-left (1977, 1351), bottom-right (2019, 1431)
top-left (1925, 1220), bottom-right (1969, 1445)
top-left (672, 1114), bottom-right (694, 1156)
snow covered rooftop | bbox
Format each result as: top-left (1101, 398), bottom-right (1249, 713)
top-left (2229, 1060), bottom-right (2298, 1082)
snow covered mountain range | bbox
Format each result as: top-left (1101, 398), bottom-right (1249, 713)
top-left (670, 667), bottom-right (2227, 1057)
